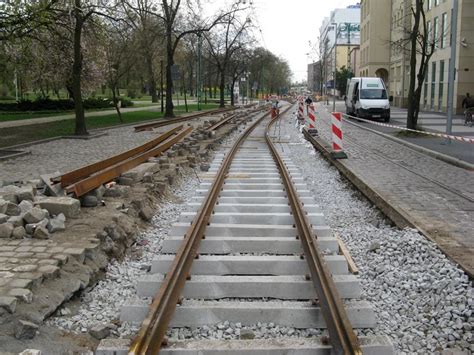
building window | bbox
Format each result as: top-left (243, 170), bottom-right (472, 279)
top-left (435, 0), bottom-right (440, 6)
top-left (428, 0), bottom-right (433, 10)
top-left (441, 13), bottom-right (448, 48)
top-left (431, 61), bottom-right (436, 110)
top-left (427, 21), bottom-right (432, 45)
top-left (433, 16), bottom-right (439, 48)
top-left (438, 60), bottom-right (444, 111)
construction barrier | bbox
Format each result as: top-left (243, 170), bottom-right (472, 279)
top-left (331, 112), bottom-right (347, 159)
top-left (307, 103), bottom-right (318, 135)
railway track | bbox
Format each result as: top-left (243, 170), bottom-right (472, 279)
top-left (97, 103), bottom-right (393, 354)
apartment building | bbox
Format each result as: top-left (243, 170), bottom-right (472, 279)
top-left (319, 4), bottom-right (361, 95)
top-left (359, 0), bottom-right (391, 83)
top-left (361, 0), bottom-right (474, 113)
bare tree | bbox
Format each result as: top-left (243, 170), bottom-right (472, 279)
top-left (392, 0), bottom-right (437, 129)
top-left (205, 6), bottom-right (252, 108)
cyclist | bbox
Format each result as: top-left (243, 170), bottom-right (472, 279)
top-left (462, 93), bottom-right (474, 127)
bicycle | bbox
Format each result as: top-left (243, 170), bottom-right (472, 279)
top-left (464, 107), bottom-right (474, 127)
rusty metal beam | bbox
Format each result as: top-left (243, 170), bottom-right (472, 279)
top-left (59, 126), bottom-right (183, 187)
top-left (206, 114), bottom-right (236, 131)
top-left (265, 109), bottom-right (362, 355)
top-left (65, 127), bottom-right (192, 197)
top-left (128, 111), bottom-right (269, 355)
top-left (134, 107), bottom-right (237, 132)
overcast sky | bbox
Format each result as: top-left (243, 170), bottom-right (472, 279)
top-left (246, 0), bottom-right (360, 82)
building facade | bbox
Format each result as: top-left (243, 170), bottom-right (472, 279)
top-left (319, 4), bottom-right (361, 95)
top-left (359, 0), bottom-right (391, 83)
top-left (361, 0), bottom-right (474, 113)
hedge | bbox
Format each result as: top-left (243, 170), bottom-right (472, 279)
top-left (0, 97), bottom-right (134, 112)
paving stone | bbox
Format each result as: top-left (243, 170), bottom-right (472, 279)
top-left (16, 252), bottom-right (34, 258)
top-left (0, 186), bottom-right (19, 203)
top-left (15, 246), bottom-right (32, 252)
top-left (64, 248), bottom-right (85, 263)
top-left (7, 240), bottom-right (22, 245)
top-left (52, 254), bottom-right (69, 265)
top-left (0, 296), bottom-right (17, 313)
top-left (8, 288), bottom-right (33, 303)
top-left (8, 278), bottom-right (33, 289)
top-left (8, 215), bottom-right (24, 227)
top-left (33, 226), bottom-right (50, 239)
top-left (49, 214), bottom-right (66, 233)
top-left (103, 185), bottom-right (129, 198)
top-left (89, 324), bottom-right (111, 340)
top-left (30, 246), bottom-right (47, 253)
top-left (0, 199), bottom-right (8, 214)
top-left (15, 320), bottom-right (38, 339)
top-left (38, 259), bottom-right (59, 266)
top-left (0, 245), bottom-right (15, 252)
top-left (16, 186), bottom-right (36, 202)
top-left (38, 265), bottom-right (60, 278)
top-left (37, 197), bottom-right (80, 218)
top-left (12, 226), bottom-right (27, 239)
top-left (5, 202), bottom-right (21, 216)
top-left (19, 349), bottom-right (42, 355)
top-left (24, 208), bottom-right (47, 224)
top-left (18, 200), bottom-right (34, 214)
top-left (17, 272), bottom-right (43, 287)
top-left (0, 213), bottom-right (8, 223)
top-left (13, 265), bottom-right (37, 272)
top-left (0, 223), bottom-right (14, 238)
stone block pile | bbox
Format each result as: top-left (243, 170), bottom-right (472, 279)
top-left (0, 184), bottom-right (80, 240)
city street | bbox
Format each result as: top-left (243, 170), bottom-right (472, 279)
top-left (326, 100), bottom-right (474, 164)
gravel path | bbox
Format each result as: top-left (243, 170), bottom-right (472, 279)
top-left (280, 116), bottom-right (473, 354)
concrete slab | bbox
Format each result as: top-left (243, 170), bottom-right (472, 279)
top-left (120, 300), bottom-right (376, 329)
top-left (170, 222), bottom-right (332, 238)
top-left (192, 196), bottom-right (316, 205)
top-left (151, 255), bottom-right (348, 275)
top-left (137, 274), bottom-right (361, 299)
top-left (185, 203), bottom-right (321, 214)
top-left (96, 336), bottom-right (395, 355)
top-left (195, 190), bottom-right (311, 198)
top-left (161, 236), bottom-right (338, 254)
top-left (179, 212), bottom-right (325, 226)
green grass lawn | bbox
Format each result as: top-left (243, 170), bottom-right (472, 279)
top-left (0, 103), bottom-right (219, 148)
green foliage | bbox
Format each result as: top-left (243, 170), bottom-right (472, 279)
top-left (0, 97), bottom-right (134, 112)
top-left (336, 66), bottom-right (353, 95)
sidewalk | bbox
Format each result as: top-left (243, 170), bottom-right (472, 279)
top-left (330, 101), bottom-right (474, 164)
top-left (311, 102), bottom-right (474, 277)
top-left (0, 105), bottom-right (161, 129)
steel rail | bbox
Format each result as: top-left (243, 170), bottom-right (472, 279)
top-left (128, 111), bottom-right (270, 355)
top-left (266, 109), bottom-right (362, 354)
top-left (134, 107), bottom-right (237, 132)
top-left (65, 127), bottom-right (193, 198)
top-left (59, 125), bottom-right (183, 187)
top-left (206, 114), bottom-right (237, 131)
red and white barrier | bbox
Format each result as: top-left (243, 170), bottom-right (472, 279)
top-left (297, 99), bottom-right (304, 121)
top-left (331, 112), bottom-right (347, 158)
top-left (306, 103), bottom-right (318, 135)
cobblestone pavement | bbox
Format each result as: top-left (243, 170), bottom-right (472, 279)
top-left (0, 123), bottom-right (178, 182)
top-left (313, 103), bottom-right (474, 275)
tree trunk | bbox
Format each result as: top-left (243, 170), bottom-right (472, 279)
top-left (165, 28), bottom-right (175, 117)
top-left (406, 1), bottom-right (421, 129)
top-left (219, 69), bottom-right (225, 108)
top-left (111, 83), bottom-right (123, 123)
top-left (72, 1), bottom-right (87, 136)
top-left (145, 51), bottom-right (158, 103)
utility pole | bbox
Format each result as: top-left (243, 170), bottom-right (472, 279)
top-left (197, 33), bottom-right (202, 111)
top-left (332, 22), bottom-right (337, 112)
top-left (160, 60), bottom-right (164, 113)
top-left (446, 0), bottom-right (458, 140)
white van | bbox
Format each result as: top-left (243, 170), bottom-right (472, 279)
top-left (345, 77), bottom-right (391, 122)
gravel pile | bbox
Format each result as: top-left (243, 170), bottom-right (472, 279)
top-left (282, 116), bottom-right (473, 354)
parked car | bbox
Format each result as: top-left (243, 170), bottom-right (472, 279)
top-left (345, 77), bottom-right (391, 122)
